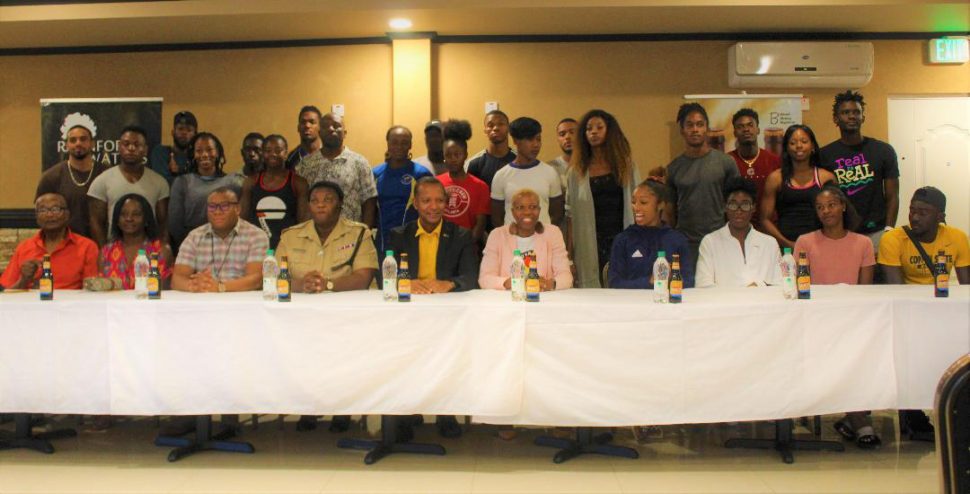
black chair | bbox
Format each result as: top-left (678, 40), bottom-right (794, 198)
top-left (936, 354), bottom-right (970, 494)
top-left (724, 418), bottom-right (843, 464)
top-left (337, 415), bottom-right (445, 465)
top-left (154, 415), bottom-right (254, 462)
top-left (534, 427), bottom-right (639, 464)
top-left (0, 414), bottom-right (76, 454)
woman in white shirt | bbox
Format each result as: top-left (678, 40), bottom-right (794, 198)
top-left (696, 177), bottom-right (782, 287)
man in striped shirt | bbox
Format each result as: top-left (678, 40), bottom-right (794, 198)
top-left (172, 187), bottom-right (268, 292)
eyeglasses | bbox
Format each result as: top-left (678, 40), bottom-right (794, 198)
top-left (726, 202), bottom-right (754, 212)
top-left (36, 206), bottom-right (67, 215)
top-left (206, 201), bottom-right (238, 212)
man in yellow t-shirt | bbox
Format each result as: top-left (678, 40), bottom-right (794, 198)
top-left (879, 186), bottom-right (970, 285)
top-left (878, 186), bottom-right (969, 443)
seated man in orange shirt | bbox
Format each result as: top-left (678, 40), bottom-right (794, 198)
top-left (1, 192), bottom-right (98, 290)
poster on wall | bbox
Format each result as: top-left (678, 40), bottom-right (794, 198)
top-left (683, 94), bottom-right (802, 157)
top-left (40, 97), bottom-right (163, 172)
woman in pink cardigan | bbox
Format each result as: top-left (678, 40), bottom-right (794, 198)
top-left (480, 188), bottom-right (573, 291)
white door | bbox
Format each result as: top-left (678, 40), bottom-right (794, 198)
top-left (888, 96), bottom-right (970, 234)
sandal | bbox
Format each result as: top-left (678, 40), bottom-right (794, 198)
top-left (833, 420), bottom-right (857, 441)
top-left (856, 434), bottom-right (882, 449)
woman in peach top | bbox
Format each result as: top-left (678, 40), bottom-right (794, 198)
top-left (479, 188), bottom-right (572, 291)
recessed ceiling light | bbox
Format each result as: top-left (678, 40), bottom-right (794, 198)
top-left (389, 18), bottom-right (412, 30)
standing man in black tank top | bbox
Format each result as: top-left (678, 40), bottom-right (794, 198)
top-left (240, 135), bottom-right (309, 249)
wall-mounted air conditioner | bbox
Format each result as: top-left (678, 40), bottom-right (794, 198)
top-left (728, 42), bottom-right (874, 88)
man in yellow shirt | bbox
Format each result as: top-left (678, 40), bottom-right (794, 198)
top-left (878, 186), bottom-right (969, 442)
top-left (388, 176), bottom-right (478, 439)
top-left (388, 176), bottom-right (478, 294)
top-left (879, 186), bottom-right (969, 285)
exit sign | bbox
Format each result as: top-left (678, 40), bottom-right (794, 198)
top-left (928, 38), bottom-right (969, 64)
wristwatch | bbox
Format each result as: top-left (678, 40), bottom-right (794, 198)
top-left (217, 282), bottom-right (226, 293)
top-left (325, 279), bottom-right (335, 292)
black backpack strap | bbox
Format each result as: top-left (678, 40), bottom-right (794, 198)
top-left (902, 226), bottom-right (936, 273)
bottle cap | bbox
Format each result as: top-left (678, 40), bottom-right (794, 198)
top-left (138, 249), bottom-right (146, 255)
top-left (267, 249), bottom-right (275, 256)
top-left (386, 250), bottom-right (394, 256)
top-left (657, 250), bottom-right (666, 257)
top-left (783, 247), bottom-right (792, 254)
top-left (513, 249), bottom-right (521, 256)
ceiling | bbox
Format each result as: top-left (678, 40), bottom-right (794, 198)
top-left (1, 1), bottom-right (968, 50)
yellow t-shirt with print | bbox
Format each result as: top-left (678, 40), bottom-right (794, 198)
top-left (878, 224), bottom-right (970, 284)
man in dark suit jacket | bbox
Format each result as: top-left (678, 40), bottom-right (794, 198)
top-left (387, 177), bottom-right (478, 439)
top-left (388, 177), bottom-right (479, 294)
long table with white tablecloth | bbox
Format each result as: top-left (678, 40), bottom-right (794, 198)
top-left (1, 286), bottom-right (966, 427)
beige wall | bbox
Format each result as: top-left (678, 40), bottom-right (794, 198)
top-left (0, 44), bottom-right (393, 208)
top-left (436, 40), bottom-right (970, 174)
top-left (2, 39), bottom-right (967, 209)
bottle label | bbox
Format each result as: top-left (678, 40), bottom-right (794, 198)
top-left (147, 278), bottom-right (159, 294)
top-left (797, 276), bottom-right (810, 292)
top-left (512, 278), bottom-right (525, 294)
top-left (398, 278), bottom-right (411, 295)
top-left (669, 280), bottom-right (682, 295)
top-left (383, 279), bottom-right (395, 292)
top-left (936, 273), bottom-right (949, 291)
top-left (277, 279), bottom-right (290, 295)
top-left (135, 278), bottom-right (148, 293)
top-left (526, 278), bottom-right (540, 293)
top-left (39, 278), bottom-right (53, 295)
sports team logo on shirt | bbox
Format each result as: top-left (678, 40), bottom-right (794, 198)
top-left (444, 185), bottom-right (470, 217)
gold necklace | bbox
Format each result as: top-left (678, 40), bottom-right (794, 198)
top-left (739, 148), bottom-right (760, 167)
top-left (66, 161), bottom-right (95, 187)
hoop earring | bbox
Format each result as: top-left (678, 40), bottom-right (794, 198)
top-left (408, 152), bottom-right (413, 160)
top-left (142, 157), bottom-right (148, 165)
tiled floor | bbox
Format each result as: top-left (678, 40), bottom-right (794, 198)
top-left (0, 413), bottom-right (938, 493)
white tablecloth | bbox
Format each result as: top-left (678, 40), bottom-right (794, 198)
top-left (477, 285), bottom-right (970, 426)
top-left (1, 286), bottom-right (966, 426)
top-left (0, 291), bottom-right (525, 416)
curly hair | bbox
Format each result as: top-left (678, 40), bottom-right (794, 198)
top-left (832, 90), bottom-right (865, 118)
top-left (110, 193), bottom-right (159, 241)
top-left (187, 132), bottom-right (226, 177)
top-left (570, 109), bottom-right (634, 186)
top-left (443, 119), bottom-right (473, 150)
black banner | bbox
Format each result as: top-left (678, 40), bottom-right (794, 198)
top-left (40, 98), bottom-right (163, 171)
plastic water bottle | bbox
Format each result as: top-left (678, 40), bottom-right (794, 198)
top-left (652, 250), bottom-right (670, 303)
top-left (780, 247), bottom-right (797, 300)
top-left (133, 249), bottom-right (150, 299)
top-left (510, 249), bottom-right (526, 301)
top-left (382, 250), bottom-right (398, 301)
top-left (262, 249), bottom-right (279, 301)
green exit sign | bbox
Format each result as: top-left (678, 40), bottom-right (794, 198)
top-left (928, 38), bottom-right (969, 64)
